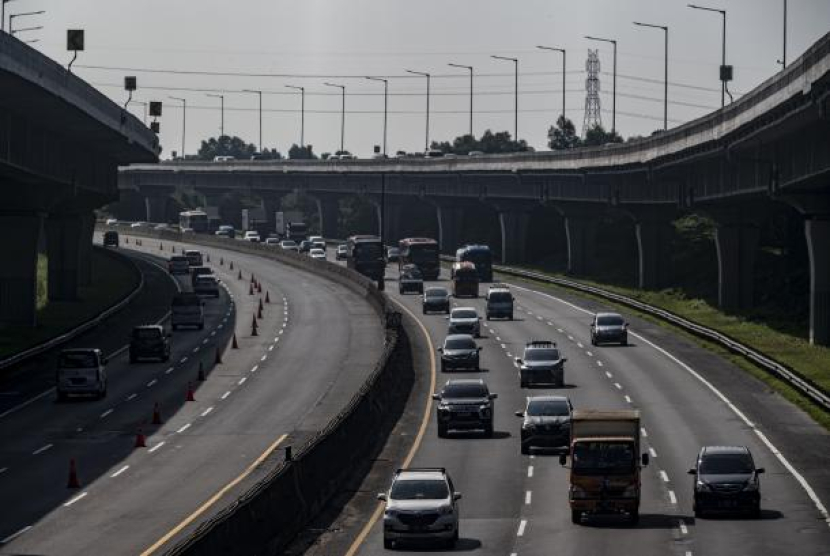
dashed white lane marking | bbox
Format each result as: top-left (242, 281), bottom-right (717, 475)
top-left (605, 371), bottom-right (613, 378)
top-left (111, 465), bottom-right (130, 478)
top-left (517, 519), bottom-right (527, 537)
top-left (126, 393), bottom-right (137, 401)
top-left (210, 331), bottom-right (216, 337)
top-left (238, 377), bottom-right (247, 385)
top-left (556, 328), bottom-right (563, 333)
top-left (500, 343), bottom-right (506, 349)
top-left (221, 391), bottom-right (231, 400)
top-left (191, 347), bottom-right (200, 354)
top-left (177, 423), bottom-right (191, 434)
top-left (586, 351), bottom-right (593, 357)
top-left (1, 525), bottom-right (32, 544)
top-left (668, 490), bottom-right (677, 504)
top-left (506, 352), bottom-right (513, 358)
top-left (577, 342), bottom-right (584, 348)
top-left (641, 427), bottom-right (648, 437)
top-left (273, 336), bottom-right (279, 342)
top-left (202, 338), bottom-right (209, 345)
top-left (660, 470), bottom-right (670, 483)
top-left (496, 336), bottom-right (502, 341)
top-left (218, 324), bottom-right (224, 330)
top-left (165, 367), bottom-right (174, 375)
top-left (527, 466), bottom-right (534, 478)
top-left (148, 442), bottom-right (165, 453)
top-left (180, 356), bottom-right (188, 364)
top-left (147, 379), bottom-right (157, 387)
top-left (63, 492), bottom-right (88, 507)
top-left (32, 444), bottom-right (53, 455)
top-left (567, 335), bottom-right (574, 341)
top-left (201, 407), bottom-right (214, 417)
top-left (624, 395), bottom-right (633, 404)
top-left (260, 355), bottom-right (267, 362)
top-left (525, 491), bottom-right (532, 505)
top-left (100, 409), bottom-right (113, 418)
top-left (679, 521), bottom-right (689, 535)
top-left (650, 447), bottom-right (658, 458)
top-left (596, 360), bottom-right (604, 367)
top-left (685, 552), bottom-right (693, 556)
top-left (536, 316), bottom-right (543, 321)
top-left (250, 365), bottom-right (259, 373)
top-left (614, 382), bottom-right (622, 390)
top-left (268, 345), bottom-right (274, 352)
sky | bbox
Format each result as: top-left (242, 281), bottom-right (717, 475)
top-left (9, 0), bottom-right (830, 158)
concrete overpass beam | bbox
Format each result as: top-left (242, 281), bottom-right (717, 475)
top-left (46, 212), bottom-right (83, 301)
top-left (498, 210), bottom-right (531, 264)
top-left (714, 217), bottom-right (760, 312)
top-left (435, 203), bottom-right (465, 255)
top-left (0, 213), bottom-right (42, 326)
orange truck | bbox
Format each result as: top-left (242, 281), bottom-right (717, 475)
top-left (559, 410), bottom-right (649, 524)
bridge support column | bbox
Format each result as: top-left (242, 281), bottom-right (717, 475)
top-left (713, 215), bottom-right (759, 312)
top-left (806, 217), bottom-right (830, 346)
top-left (313, 195), bottom-right (341, 239)
top-left (381, 203), bottom-right (403, 244)
top-left (562, 208), bottom-right (600, 276)
top-left (435, 203), bottom-right (465, 255)
top-left (498, 209), bottom-right (531, 264)
top-left (77, 211), bottom-right (95, 287)
top-left (144, 195), bottom-right (169, 224)
top-left (46, 212), bottom-right (83, 301)
top-left (627, 209), bottom-right (675, 290)
top-left (0, 212), bottom-right (42, 326)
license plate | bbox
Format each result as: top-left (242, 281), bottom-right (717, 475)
top-left (718, 500), bottom-right (737, 508)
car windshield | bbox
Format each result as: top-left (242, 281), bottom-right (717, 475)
top-left (133, 328), bottom-right (161, 339)
top-left (410, 246), bottom-right (438, 263)
top-left (445, 337), bottom-right (475, 350)
top-left (452, 309), bottom-right (477, 319)
top-left (282, 241), bottom-right (297, 247)
top-left (388, 248), bottom-right (400, 255)
top-left (171, 257), bottom-right (187, 263)
top-left (597, 315), bottom-right (624, 326)
top-left (572, 442), bottom-right (635, 475)
top-left (403, 268), bottom-right (422, 279)
top-left (489, 292), bottom-right (511, 302)
top-left (390, 479), bottom-right (449, 500)
top-left (426, 288), bottom-right (448, 298)
top-left (442, 383), bottom-right (488, 398)
top-left (59, 353), bottom-right (98, 367)
top-left (527, 400), bottom-right (570, 417)
top-left (196, 276), bottom-right (216, 284)
top-left (310, 249), bottom-right (325, 255)
top-left (699, 453), bottom-right (754, 474)
top-left (525, 349), bottom-right (560, 361)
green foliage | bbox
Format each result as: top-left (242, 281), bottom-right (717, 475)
top-left (430, 130), bottom-right (529, 155)
top-left (547, 115), bottom-right (581, 150)
top-left (288, 144), bottom-right (317, 160)
top-left (196, 135), bottom-right (281, 160)
top-left (582, 124), bottom-right (624, 147)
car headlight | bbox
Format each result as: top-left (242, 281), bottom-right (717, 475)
top-left (622, 485), bottom-right (639, 498)
top-left (479, 406), bottom-right (491, 417)
top-left (570, 485), bottom-right (589, 499)
top-left (384, 509), bottom-right (398, 517)
top-left (696, 480), bottom-right (711, 493)
top-left (743, 481), bottom-right (759, 492)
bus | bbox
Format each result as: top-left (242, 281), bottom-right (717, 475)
top-left (398, 237), bottom-right (440, 280)
top-left (346, 235), bottom-right (385, 281)
top-left (451, 261), bottom-right (479, 298)
top-left (179, 210), bottom-right (209, 233)
top-left (455, 244), bottom-right (493, 282)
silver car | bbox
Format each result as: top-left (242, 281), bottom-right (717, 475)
top-left (378, 468), bottom-right (461, 549)
top-left (447, 307), bottom-right (481, 337)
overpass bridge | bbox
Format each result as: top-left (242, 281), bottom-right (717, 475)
top-left (1, 33), bottom-right (159, 327)
top-left (119, 32), bottom-right (830, 344)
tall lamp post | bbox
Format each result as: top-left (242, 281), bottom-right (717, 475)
top-left (285, 85), bottom-right (305, 148)
top-left (448, 63), bottom-right (474, 137)
top-left (169, 96), bottom-right (186, 159)
top-left (585, 36), bottom-right (617, 135)
top-left (405, 70), bottom-right (431, 151)
top-left (491, 55), bottom-right (519, 140)
top-left (206, 93), bottom-right (225, 137)
top-left (780, 0), bottom-right (788, 68)
top-left (688, 4), bottom-right (727, 107)
top-left (536, 46), bottom-right (566, 124)
top-left (633, 22), bottom-right (668, 131)
top-left (365, 77), bottom-right (389, 156)
top-left (324, 82), bottom-right (346, 153)
top-left (242, 89), bottom-right (263, 152)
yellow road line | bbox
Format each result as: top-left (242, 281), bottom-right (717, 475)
top-left (140, 433), bottom-right (288, 556)
top-left (344, 298), bottom-right (437, 556)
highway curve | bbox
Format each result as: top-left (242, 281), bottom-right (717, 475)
top-left (0, 235), bottom-right (383, 555)
top-left (325, 259), bottom-right (830, 556)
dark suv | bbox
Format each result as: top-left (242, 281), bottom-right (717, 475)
top-left (129, 325), bottom-right (171, 363)
top-left (439, 334), bottom-right (481, 372)
top-left (422, 286), bottom-right (451, 314)
top-left (516, 341), bottom-right (567, 387)
top-left (590, 312), bottom-right (629, 346)
top-left (433, 379), bottom-right (497, 438)
top-left (689, 446), bottom-right (764, 517)
top-left (516, 395), bottom-right (572, 454)
top-left (103, 231), bottom-right (119, 248)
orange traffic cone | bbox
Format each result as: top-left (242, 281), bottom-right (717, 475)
top-left (258, 298), bottom-right (264, 312)
top-left (160, 242), bottom-right (163, 250)
top-left (197, 361), bottom-right (206, 381)
top-left (257, 281), bottom-right (262, 293)
top-left (265, 291), bottom-right (271, 303)
top-left (135, 428), bottom-right (147, 448)
top-left (186, 382), bottom-right (195, 402)
top-left (220, 257), bottom-right (224, 266)
top-left (238, 270), bottom-right (243, 280)
top-left (152, 402), bottom-right (162, 425)
top-left (232, 333), bottom-right (239, 349)
top-left (251, 314), bottom-right (259, 337)
top-left (230, 261), bottom-right (234, 270)
top-left (248, 283), bottom-right (254, 295)
top-left (67, 458), bottom-right (81, 488)
top-left (257, 305), bottom-right (263, 319)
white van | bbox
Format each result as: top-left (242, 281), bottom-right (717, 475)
top-left (56, 349), bottom-right (108, 401)
top-left (171, 292), bottom-right (205, 330)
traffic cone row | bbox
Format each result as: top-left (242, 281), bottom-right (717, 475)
top-left (135, 428), bottom-right (147, 448)
top-left (232, 333), bottom-right (239, 349)
top-left (265, 291), bottom-right (271, 303)
top-left (186, 382), bottom-right (196, 402)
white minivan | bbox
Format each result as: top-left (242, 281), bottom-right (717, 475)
top-left (56, 349), bottom-right (108, 401)
top-left (171, 292), bottom-right (205, 330)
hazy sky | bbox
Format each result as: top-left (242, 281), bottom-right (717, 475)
top-left (13, 0), bottom-right (830, 157)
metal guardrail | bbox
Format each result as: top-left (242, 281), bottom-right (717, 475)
top-left (0, 247), bottom-right (145, 371)
top-left (441, 255), bottom-right (830, 412)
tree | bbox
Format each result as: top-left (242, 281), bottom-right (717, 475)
top-left (430, 130), bottom-right (528, 155)
top-left (288, 144), bottom-right (317, 160)
top-left (547, 116), bottom-right (581, 150)
top-left (582, 124), bottom-right (623, 147)
top-left (196, 135), bottom-right (258, 160)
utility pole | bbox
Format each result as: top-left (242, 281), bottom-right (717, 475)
top-left (688, 4), bottom-right (728, 107)
top-left (242, 89), bottom-right (263, 152)
top-left (365, 77), bottom-right (389, 157)
top-left (406, 70), bottom-right (431, 151)
top-left (206, 93), bottom-right (225, 137)
top-left (169, 96), bottom-right (186, 158)
top-left (324, 83), bottom-right (346, 153)
top-left (633, 22), bottom-right (669, 131)
top-left (536, 46), bottom-right (566, 124)
top-left (448, 63), bottom-right (474, 136)
top-left (585, 36), bottom-right (617, 135)
top-left (285, 85), bottom-right (305, 147)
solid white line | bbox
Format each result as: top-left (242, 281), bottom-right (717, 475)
top-left (668, 490), bottom-right (677, 504)
top-left (649, 447), bottom-right (658, 458)
top-left (517, 519), bottom-right (527, 537)
top-left (165, 367), bottom-right (174, 375)
top-left (126, 393), bottom-right (137, 401)
top-left (525, 490), bottom-right (532, 505)
top-left (238, 377), bottom-right (247, 385)
top-left (201, 407), bottom-right (214, 417)
top-left (177, 423), bottom-right (191, 434)
top-left (1, 525), bottom-right (32, 544)
top-left (527, 465), bottom-right (534, 478)
top-left (111, 465), bottom-right (130, 478)
top-left (148, 442), bottom-right (165, 453)
top-left (100, 409), bottom-right (114, 418)
top-left (679, 520), bottom-right (689, 535)
top-left (63, 492), bottom-right (88, 507)
top-left (147, 379), bottom-right (157, 387)
top-left (250, 365), bottom-right (259, 373)
top-left (32, 443), bottom-right (53, 455)
top-left (221, 391), bottom-right (231, 400)
top-left (641, 427), bottom-right (648, 437)
top-left (660, 470), bottom-right (670, 483)
top-left (625, 395), bottom-right (632, 404)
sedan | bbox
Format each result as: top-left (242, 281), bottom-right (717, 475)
top-left (309, 248), bottom-right (327, 261)
top-left (280, 240), bottom-right (299, 252)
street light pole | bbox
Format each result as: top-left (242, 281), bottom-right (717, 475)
top-left (324, 83), bottom-right (346, 153)
top-left (491, 55), bottom-right (519, 140)
top-left (633, 22), bottom-right (669, 131)
top-left (448, 63), bottom-right (474, 136)
top-left (285, 85), bottom-right (305, 148)
top-left (688, 4), bottom-right (727, 107)
top-left (206, 93), bottom-right (225, 137)
top-left (782, 0), bottom-right (788, 68)
top-left (365, 77), bottom-right (389, 156)
top-left (536, 46), bottom-right (566, 124)
top-left (585, 36), bottom-right (617, 135)
top-left (169, 96), bottom-right (186, 158)
top-left (242, 89), bottom-right (263, 152)
top-left (406, 70), bottom-right (431, 151)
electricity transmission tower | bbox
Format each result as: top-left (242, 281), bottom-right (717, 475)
top-left (583, 49), bottom-right (602, 136)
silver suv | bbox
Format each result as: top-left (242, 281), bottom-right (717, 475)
top-left (447, 307), bottom-right (481, 337)
top-left (378, 468), bottom-right (461, 549)
top-left (516, 341), bottom-right (567, 387)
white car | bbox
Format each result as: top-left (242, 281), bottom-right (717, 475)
top-left (105, 218), bottom-right (118, 226)
top-left (308, 235), bottom-right (324, 244)
top-left (447, 307), bottom-right (481, 337)
top-left (308, 248), bottom-right (326, 261)
top-left (243, 231), bottom-right (261, 243)
top-left (280, 240), bottom-right (299, 252)
top-left (264, 237), bottom-right (280, 246)
top-left (130, 222), bottom-right (146, 229)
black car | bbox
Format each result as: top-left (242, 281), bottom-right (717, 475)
top-left (103, 231), bottom-right (119, 248)
top-left (190, 266), bottom-right (214, 287)
top-left (129, 325), bottom-right (171, 363)
top-left (399, 265), bottom-right (424, 294)
top-left (516, 396), bottom-right (572, 454)
top-left (433, 379), bottom-right (497, 438)
top-left (423, 286), bottom-right (451, 314)
top-left (590, 312), bottom-right (629, 346)
top-left (439, 334), bottom-right (481, 372)
top-left (516, 341), bottom-right (567, 388)
top-left (386, 247), bottom-right (401, 263)
top-left (689, 446), bottom-right (764, 517)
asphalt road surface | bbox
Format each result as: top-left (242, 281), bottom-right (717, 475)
top-left (0, 236), bottom-right (383, 555)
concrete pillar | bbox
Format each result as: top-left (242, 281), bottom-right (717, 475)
top-left (806, 218), bottom-right (830, 346)
top-left (714, 218), bottom-right (759, 312)
top-left (563, 212), bottom-right (599, 276)
top-left (46, 212), bottom-right (83, 301)
top-left (498, 210), bottom-right (530, 264)
top-left (144, 195), bottom-right (168, 223)
top-left (77, 211), bottom-right (95, 287)
top-left (630, 211), bottom-right (674, 290)
top-left (314, 195), bottom-right (340, 239)
top-left (435, 203), bottom-right (465, 255)
top-left (0, 213), bottom-right (42, 326)
top-left (381, 203), bottom-right (403, 243)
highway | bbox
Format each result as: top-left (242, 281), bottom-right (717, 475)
top-left (0, 236), bottom-right (383, 555)
top-left (333, 260), bottom-right (830, 556)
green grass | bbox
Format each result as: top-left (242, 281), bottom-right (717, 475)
top-left (502, 268), bottom-right (830, 431)
top-left (0, 250), bottom-right (139, 360)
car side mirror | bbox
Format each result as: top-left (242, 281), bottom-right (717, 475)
top-left (515, 358), bottom-right (523, 364)
top-left (562, 358), bottom-right (568, 363)
top-left (687, 468), bottom-right (697, 475)
top-left (102, 358), bottom-right (109, 365)
top-left (559, 454), bottom-right (568, 466)
top-left (453, 492), bottom-right (462, 501)
top-left (641, 453), bottom-right (650, 466)
top-left (477, 347), bottom-right (482, 351)
top-left (489, 393), bottom-right (498, 400)
top-left (377, 492), bottom-right (387, 501)
top-left (756, 468), bottom-right (765, 474)
top-left (437, 347), bottom-right (443, 352)
top-left (432, 394), bottom-right (441, 401)
top-left (625, 322), bottom-right (630, 328)
top-left (515, 411), bottom-right (525, 417)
